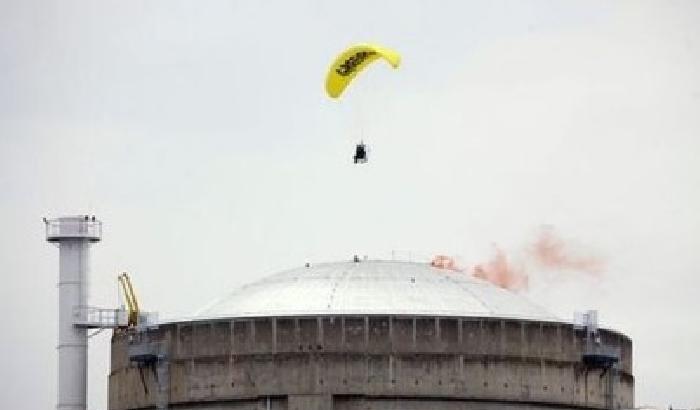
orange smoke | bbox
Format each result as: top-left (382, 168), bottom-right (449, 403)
top-left (530, 226), bottom-right (604, 275)
top-left (471, 246), bottom-right (529, 291)
top-left (430, 255), bottom-right (461, 271)
top-left (435, 226), bottom-right (603, 292)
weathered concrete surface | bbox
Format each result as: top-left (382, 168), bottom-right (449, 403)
top-left (109, 316), bottom-right (633, 410)
top-left (289, 394), bottom-right (332, 410)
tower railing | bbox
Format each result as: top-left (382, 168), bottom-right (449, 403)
top-left (72, 306), bottom-right (129, 329)
top-left (45, 218), bottom-right (102, 241)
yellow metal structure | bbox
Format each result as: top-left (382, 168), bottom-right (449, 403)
top-left (118, 273), bottom-right (140, 327)
top-left (325, 43), bottom-right (401, 99)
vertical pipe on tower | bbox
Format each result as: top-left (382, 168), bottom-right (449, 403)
top-left (45, 216), bottom-right (102, 410)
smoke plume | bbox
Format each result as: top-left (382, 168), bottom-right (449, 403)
top-left (468, 226), bottom-right (604, 292)
top-left (529, 226), bottom-right (604, 275)
top-left (430, 254), bottom-right (461, 271)
top-left (471, 246), bottom-right (529, 291)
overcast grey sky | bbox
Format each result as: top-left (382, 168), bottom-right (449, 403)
top-left (1, 1), bottom-right (699, 409)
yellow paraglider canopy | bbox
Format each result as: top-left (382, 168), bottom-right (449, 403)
top-left (325, 43), bottom-right (401, 99)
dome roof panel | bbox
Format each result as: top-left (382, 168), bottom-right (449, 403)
top-left (196, 260), bottom-right (558, 321)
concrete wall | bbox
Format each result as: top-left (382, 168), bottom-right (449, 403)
top-left (109, 316), bottom-right (633, 410)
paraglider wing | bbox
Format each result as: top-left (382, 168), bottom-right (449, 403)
top-left (325, 44), bottom-right (401, 99)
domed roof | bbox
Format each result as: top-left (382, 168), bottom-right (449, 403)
top-left (196, 260), bottom-right (558, 321)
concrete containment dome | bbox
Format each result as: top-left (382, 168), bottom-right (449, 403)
top-left (110, 259), bottom-right (634, 410)
top-left (197, 260), bottom-right (557, 321)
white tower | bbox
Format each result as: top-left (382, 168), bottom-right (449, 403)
top-left (45, 215), bottom-right (102, 410)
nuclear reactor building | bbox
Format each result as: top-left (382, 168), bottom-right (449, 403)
top-left (109, 260), bottom-right (633, 410)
